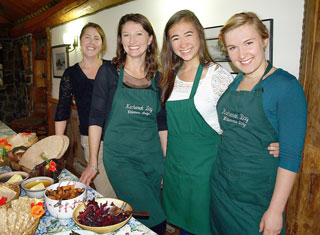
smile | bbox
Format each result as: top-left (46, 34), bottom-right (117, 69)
top-left (180, 48), bottom-right (192, 54)
top-left (240, 59), bottom-right (252, 65)
top-left (128, 46), bottom-right (139, 50)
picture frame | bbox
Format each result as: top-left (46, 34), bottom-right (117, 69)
top-left (204, 19), bottom-right (273, 74)
top-left (52, 44), bottom-right (69, 78)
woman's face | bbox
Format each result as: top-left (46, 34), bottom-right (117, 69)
top-left (168, 20), bottom-right (200, 63)
top-left (224, 23), bottom-right (268, 77)
top-left (121, 21), bottom-right (153, 59)
top-left (80, 27), bottom-right (102, 58)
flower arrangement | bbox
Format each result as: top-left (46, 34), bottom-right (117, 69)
top-left (0, 138), bottom-right (11, 166)
top-left (40, 154), bottom-right (58, 183)
top-left (30, 200), bottom-right (45, 218)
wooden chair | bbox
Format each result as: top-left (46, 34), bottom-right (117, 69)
top-left (10, 86), bottom-right (48, 138)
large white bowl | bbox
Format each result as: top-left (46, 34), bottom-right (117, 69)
top-left (45, 181), bottom-right (87, 219)
top-left (21, 176), bottom-right (54, 198)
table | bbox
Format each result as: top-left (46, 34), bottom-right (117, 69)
top-left (0, 120), bottom-right (16, 138)
top-left (33, 169), bottom-right (157, 234)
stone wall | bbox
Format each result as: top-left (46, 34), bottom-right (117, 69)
top-left (0, 34), bottom-right (33, 124)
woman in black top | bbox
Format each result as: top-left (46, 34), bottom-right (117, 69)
top-left (55, 22), bottom-right (116, 198)
top-left (79, 14), bottom-right (167, 234)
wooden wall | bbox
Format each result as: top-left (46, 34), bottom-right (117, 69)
top-left (286, 0), bottom-right (320, 234)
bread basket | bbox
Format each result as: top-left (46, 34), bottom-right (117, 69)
top-left (0, 182), bottom-right (20, 208)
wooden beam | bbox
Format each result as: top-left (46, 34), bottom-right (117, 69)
top-left (9, 0), bottom-right (132, 37)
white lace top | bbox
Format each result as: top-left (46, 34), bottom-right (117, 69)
top-left (168, 64), bottom-right (234, 134)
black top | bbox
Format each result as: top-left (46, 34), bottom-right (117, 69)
top-left (89, 60), bottom-right (167, 133)
top-left (55, 61), bottom-right (110, 135)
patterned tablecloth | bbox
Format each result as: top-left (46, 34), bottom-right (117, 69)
top-left (0, 120), bottom-right (16, 138)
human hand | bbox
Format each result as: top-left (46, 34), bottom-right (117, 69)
top-left (79, 166), bottom-right (98, 185)
top-left (259, 208), bottom-right (283, 235)
top-left (268, 142), bottom-right (279, 158)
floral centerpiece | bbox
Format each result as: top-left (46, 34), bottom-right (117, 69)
top-left (0, 138), bottom-right (11, 166)
top-left (40, 153), bottom-right (58, 183)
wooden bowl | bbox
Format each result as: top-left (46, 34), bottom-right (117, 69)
top-left (73, 198), bottom-right (132, 234)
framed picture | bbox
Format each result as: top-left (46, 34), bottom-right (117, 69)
top-left (52, 44), bottom-right (69, 78)
top-left (204, 19), bottom-right (273, 74)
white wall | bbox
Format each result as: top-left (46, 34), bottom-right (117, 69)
top-left (51, 0), bottom-right (305, 99)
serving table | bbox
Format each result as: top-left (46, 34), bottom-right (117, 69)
top-left (0, 121), bottom-right (157, 234)
top-left (32, 169), bottom-right (157, 234)
top-left (0, 120), bottom-right (15, 138)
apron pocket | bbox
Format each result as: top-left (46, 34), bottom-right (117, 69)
top-left (226, 169), bottom-right (275, 209)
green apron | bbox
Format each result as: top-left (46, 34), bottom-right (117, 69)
top-left (210, 64), bottom-right (285, 234)
top-left (163, 64), bottom-right (221, 234)
top-left (103, 68), bottom-right (165, 228)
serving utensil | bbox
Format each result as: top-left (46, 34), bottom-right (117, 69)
top-left (109, 202), bottom-right (149, 217)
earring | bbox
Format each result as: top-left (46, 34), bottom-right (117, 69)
top-left (147, 45), bottom-right (150, 53)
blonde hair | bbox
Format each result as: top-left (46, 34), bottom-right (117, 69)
top-left (219, 12), bottom-right (269, 54)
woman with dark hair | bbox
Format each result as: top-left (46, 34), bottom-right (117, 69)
top-left (159, 10), bottom-right (233, 235)
top-left (79, 14), bottom-right (167, 234)
top-left (210, 12), bottom-right (307, 234)
top-left (55, 22), bottom-right (116, 198)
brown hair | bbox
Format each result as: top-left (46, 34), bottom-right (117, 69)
top-left (111, 13), bottom-right (159, 80)
top-left (159, 10), bottom-right (213, 104)
top-left (80, 22), bottom-right (107, 57)
top-left (219, 12), bottom-right (269, 54)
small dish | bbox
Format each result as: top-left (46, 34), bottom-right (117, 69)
top-left (21, 176), bottom-right (54, 198)
top-left (0, 171), bottom-right (29, 185)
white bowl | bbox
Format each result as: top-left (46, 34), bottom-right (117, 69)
top-left (21, 176), bottom-right (54, 198)
top-left (0, 171), bottom-right (29, 185)
top-left (45, 181), bottom-right (87, 219)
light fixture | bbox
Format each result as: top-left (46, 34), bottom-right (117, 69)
top-left (67, 36), bottom-right (79, 53)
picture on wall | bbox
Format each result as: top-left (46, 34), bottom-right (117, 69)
top-left (204, 19), bottom-right (273, 74)
top-left (52, 44), bottom-right (69, 78)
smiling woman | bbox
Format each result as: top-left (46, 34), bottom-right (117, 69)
top-left (79, 14), bottom-right (167, 235)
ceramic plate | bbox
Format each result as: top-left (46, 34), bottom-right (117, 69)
top-left (53, 230), bottom-right (98, 235)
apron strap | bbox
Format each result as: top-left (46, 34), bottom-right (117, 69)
top-left (255, 61), bottom-right (273, 90)
top-left (118, 68), bottom-right (125, 89)
top-left (189, 63), bottom-right (204, 98)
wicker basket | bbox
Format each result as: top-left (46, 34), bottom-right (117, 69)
top-left (0, 182), bottom-right (20, 208)
top-left (23, 217), bottom-right (40, 235)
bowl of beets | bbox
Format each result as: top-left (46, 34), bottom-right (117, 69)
top-left (72, 198), bottom-right (132, 233)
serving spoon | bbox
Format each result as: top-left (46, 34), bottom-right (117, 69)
top-left (109, 203), bottom-right (149, 217)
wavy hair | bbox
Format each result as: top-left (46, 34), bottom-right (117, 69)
top-left (159, 10), bottom-right (213, 104)
top-left (111, 13), bottom-right (159, 80)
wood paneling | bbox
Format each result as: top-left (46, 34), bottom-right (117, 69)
top-left (286, 0), bottom-right (320, 234)
top-left (9, 0), bottom-right (131, 37)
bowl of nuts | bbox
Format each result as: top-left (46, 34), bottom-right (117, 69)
top-left (73, 198), bottom-right (132, 233)
top-left (44, 181), bottom-right (86, 219)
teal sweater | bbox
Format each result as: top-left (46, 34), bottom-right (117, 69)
top-left (231, 68), bottom-right (307, 173)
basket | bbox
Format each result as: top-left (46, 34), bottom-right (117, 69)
top-left (23, 217), bottom-right (40, 235)
top-left (0, 182), bottom-right (20, 208)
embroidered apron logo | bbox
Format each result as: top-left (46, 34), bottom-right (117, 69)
top-left (126, 104), bottom-right (153, 116)
top-left (221, 108), bottom-right (249, 128)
